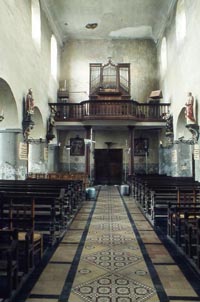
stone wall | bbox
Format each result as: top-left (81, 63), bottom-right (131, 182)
top-left (158, 0), bottom-right (200, 179)
top-left (0, 1), bottom-right (59, 128)
top-left (0, 1), bottom-right (59, 178)
top-left (60, 39), bottom-right (158, 103)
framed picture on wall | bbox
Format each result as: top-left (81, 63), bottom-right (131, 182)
top-left (134, 138), bottom-right (149, 156)
top-left (70, 136), bottom-right (85, 156)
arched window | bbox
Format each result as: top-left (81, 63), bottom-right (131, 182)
top-left (160, 37), bottom-right (167, 76)
top-left (31, 0), bottom-right (41, 50)
top-left (176, 0), bottom-right (186, 44)
top-left (51, 35), bottom-right (58, 80)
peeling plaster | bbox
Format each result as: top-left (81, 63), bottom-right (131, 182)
top-left (109, 26), bottom-right (153, 40)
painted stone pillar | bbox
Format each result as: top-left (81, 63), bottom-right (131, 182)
top-left (0, 129), bottom-right (27, 179)
top-left (128, 126), bottom-right (135, 175)
top-left (47, 144), bottom-right (59, 172)
top-left (28, 140), bottom-right (48, 174)
top-left (85, 126), bottom-right (91, 177)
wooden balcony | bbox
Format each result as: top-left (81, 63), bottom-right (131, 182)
top-left (49, 100), bottom-right (170, 122)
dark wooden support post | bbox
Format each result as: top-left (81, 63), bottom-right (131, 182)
top-left (85, 126), bottom-right (91, 178)
top-left (128, 126), bottom-right (135, 175)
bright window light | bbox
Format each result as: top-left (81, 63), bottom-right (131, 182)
top-left (51, 35), bottom-right (58, 80)
top-left (31, 0), bottom-right (41, 50)
top-left (161, 37), bottom-right (167, 76)
top-left (176, 0), bottom-right (186, 44)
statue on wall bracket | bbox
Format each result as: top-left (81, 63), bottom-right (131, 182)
top-left (46, 109), bottom-right (55, 143)
top-left (185, 92), bottom-right (199, 143)
top-left (22, 88), bottom-right (35, 141)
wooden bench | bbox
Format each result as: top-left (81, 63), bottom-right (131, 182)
top-left (167, 204), bottom-right (200, 246)
top-left (130, 174), bottom-right (200, 232)
top-left (0, 229), bottom-right (19, 301)
top-left (0, 179), bottom-right (84, 247)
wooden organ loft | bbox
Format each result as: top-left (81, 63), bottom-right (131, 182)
top-left (49, 59), bottom-right (169, 122)
top-left (89, 59), bottom-right (131, 100)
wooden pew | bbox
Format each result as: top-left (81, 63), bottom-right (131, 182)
top-left (0, 229), bottom-right (19, 301)
top-left (167, 206), bottom-right (200, 272)
top-left (131, 174), bottom-right (200, 232)
top-left (167, 204), bottom-right (200, 246)
top-left (0, 179), bottom-right (84, 247)
top-left (184, 211), bottom-right (200, 263)
top-left (0, 197), bottom-right (42, 275)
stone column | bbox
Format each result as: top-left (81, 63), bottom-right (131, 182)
top-left (85, 126), bottom-right (91, 177)
top-left (128, 126), bottom-right (135, 175)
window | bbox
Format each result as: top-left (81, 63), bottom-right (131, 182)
top-left (51, 35), bottom-right (58, 80)
top-left (160, 37), bottom-right (167, 76)
top-left (31, 0), bottom-right (41, 50)
top-left (176, 0), bottom-right (186, 44)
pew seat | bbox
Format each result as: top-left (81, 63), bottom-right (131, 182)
top-left (0, 229), bottom-right (19, 300)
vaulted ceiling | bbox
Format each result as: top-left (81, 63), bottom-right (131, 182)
top-left (41, 0), bottom-right (176, 44)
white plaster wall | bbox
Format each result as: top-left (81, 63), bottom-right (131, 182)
top-left (0, 1), bottom-right (60, 131)
top-left (60, 39), bottom-right (158, 103)
top-left (158, 0), bottom-right (200, 138)
top-left (157, 0), bottom-right (200, 179)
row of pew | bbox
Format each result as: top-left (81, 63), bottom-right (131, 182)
top-left (128, 173), bottom-right (200, 273)
top-left (0, 178), bottom-right (85, 301)
top-left (27, 172), bottom-right (89, 188)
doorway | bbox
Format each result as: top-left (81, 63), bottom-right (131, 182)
top-left (94, 149), bottom-right (122, 185)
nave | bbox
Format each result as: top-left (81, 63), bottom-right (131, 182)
top-left (18, 186), bottom-right (200, 302)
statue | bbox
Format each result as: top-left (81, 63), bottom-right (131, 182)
top-left (46, 112), bottom-right (55, 142)
top-left (185, 92), bottom-right (195, 124)
top-left (26, 88), bottom-right (35, 115)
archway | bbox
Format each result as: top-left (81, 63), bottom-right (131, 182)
top-left (0, 78), bottom-right (18, 128)
top-left (176, 107), bottom-right (191, 140)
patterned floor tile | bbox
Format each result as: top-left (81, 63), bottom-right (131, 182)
top-left (72, 272), bottom-right (158, 302)
top-left (82, 248), bottom-right (142, 272)
top-left (24, 186), bottom-right (200, 302)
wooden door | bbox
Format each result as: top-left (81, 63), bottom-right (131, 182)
top-left (94, 149), bottom-right (122, 185)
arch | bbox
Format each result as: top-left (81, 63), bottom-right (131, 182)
top-left (176, 0), bottom-right (186, 44)
top-left (51, 35), bottom-right (58, 80)
top-left (30, 107), bottom-right (46, 139)
top-left (0, 78), bottom-right (18, 129)
top-left (176, 107), bottom-right (191, 140)
top-left (31, 0), bottom-right (41, 50)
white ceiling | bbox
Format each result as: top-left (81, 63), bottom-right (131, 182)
top-left (41, 0), bottom-right (176, 44)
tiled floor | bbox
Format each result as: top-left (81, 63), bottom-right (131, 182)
top-left (20, 186), bottom-right (200, 302)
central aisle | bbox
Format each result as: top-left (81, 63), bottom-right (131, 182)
top-left (68, 185), bottom-right (161, 302)
top-left (25, 186), bottom-right (200, 302)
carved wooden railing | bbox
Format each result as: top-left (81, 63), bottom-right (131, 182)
top-left (49, 100), bottom-right (170, 122)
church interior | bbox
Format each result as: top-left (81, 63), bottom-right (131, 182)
top-left (1, 0), bottom-right (200, 301)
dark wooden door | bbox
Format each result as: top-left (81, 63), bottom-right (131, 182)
top-left (94, 149), bottom-right (122, 185)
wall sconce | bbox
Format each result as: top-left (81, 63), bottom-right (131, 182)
top-left (0, 109), bottom-right (4, 122)
top-left (185, 124), bottom-right (199, 143)
top-left (174, 136), bottom-right (197, 145)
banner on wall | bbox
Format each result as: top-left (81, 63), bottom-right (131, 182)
top-left (19, 142), bottom-right (28, 160)
top-left (194, 144), bottom-right (200, 160)
top-left (171, 150), bottom-right (177, 163)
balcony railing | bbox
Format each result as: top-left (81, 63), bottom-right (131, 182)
top-left (49, 100), bottom-right (170, 122)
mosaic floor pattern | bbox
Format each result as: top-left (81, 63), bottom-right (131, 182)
top-left (69, 186), bottom-right (159, 302)
top-left (24, 186), bottom-right (200, 302)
